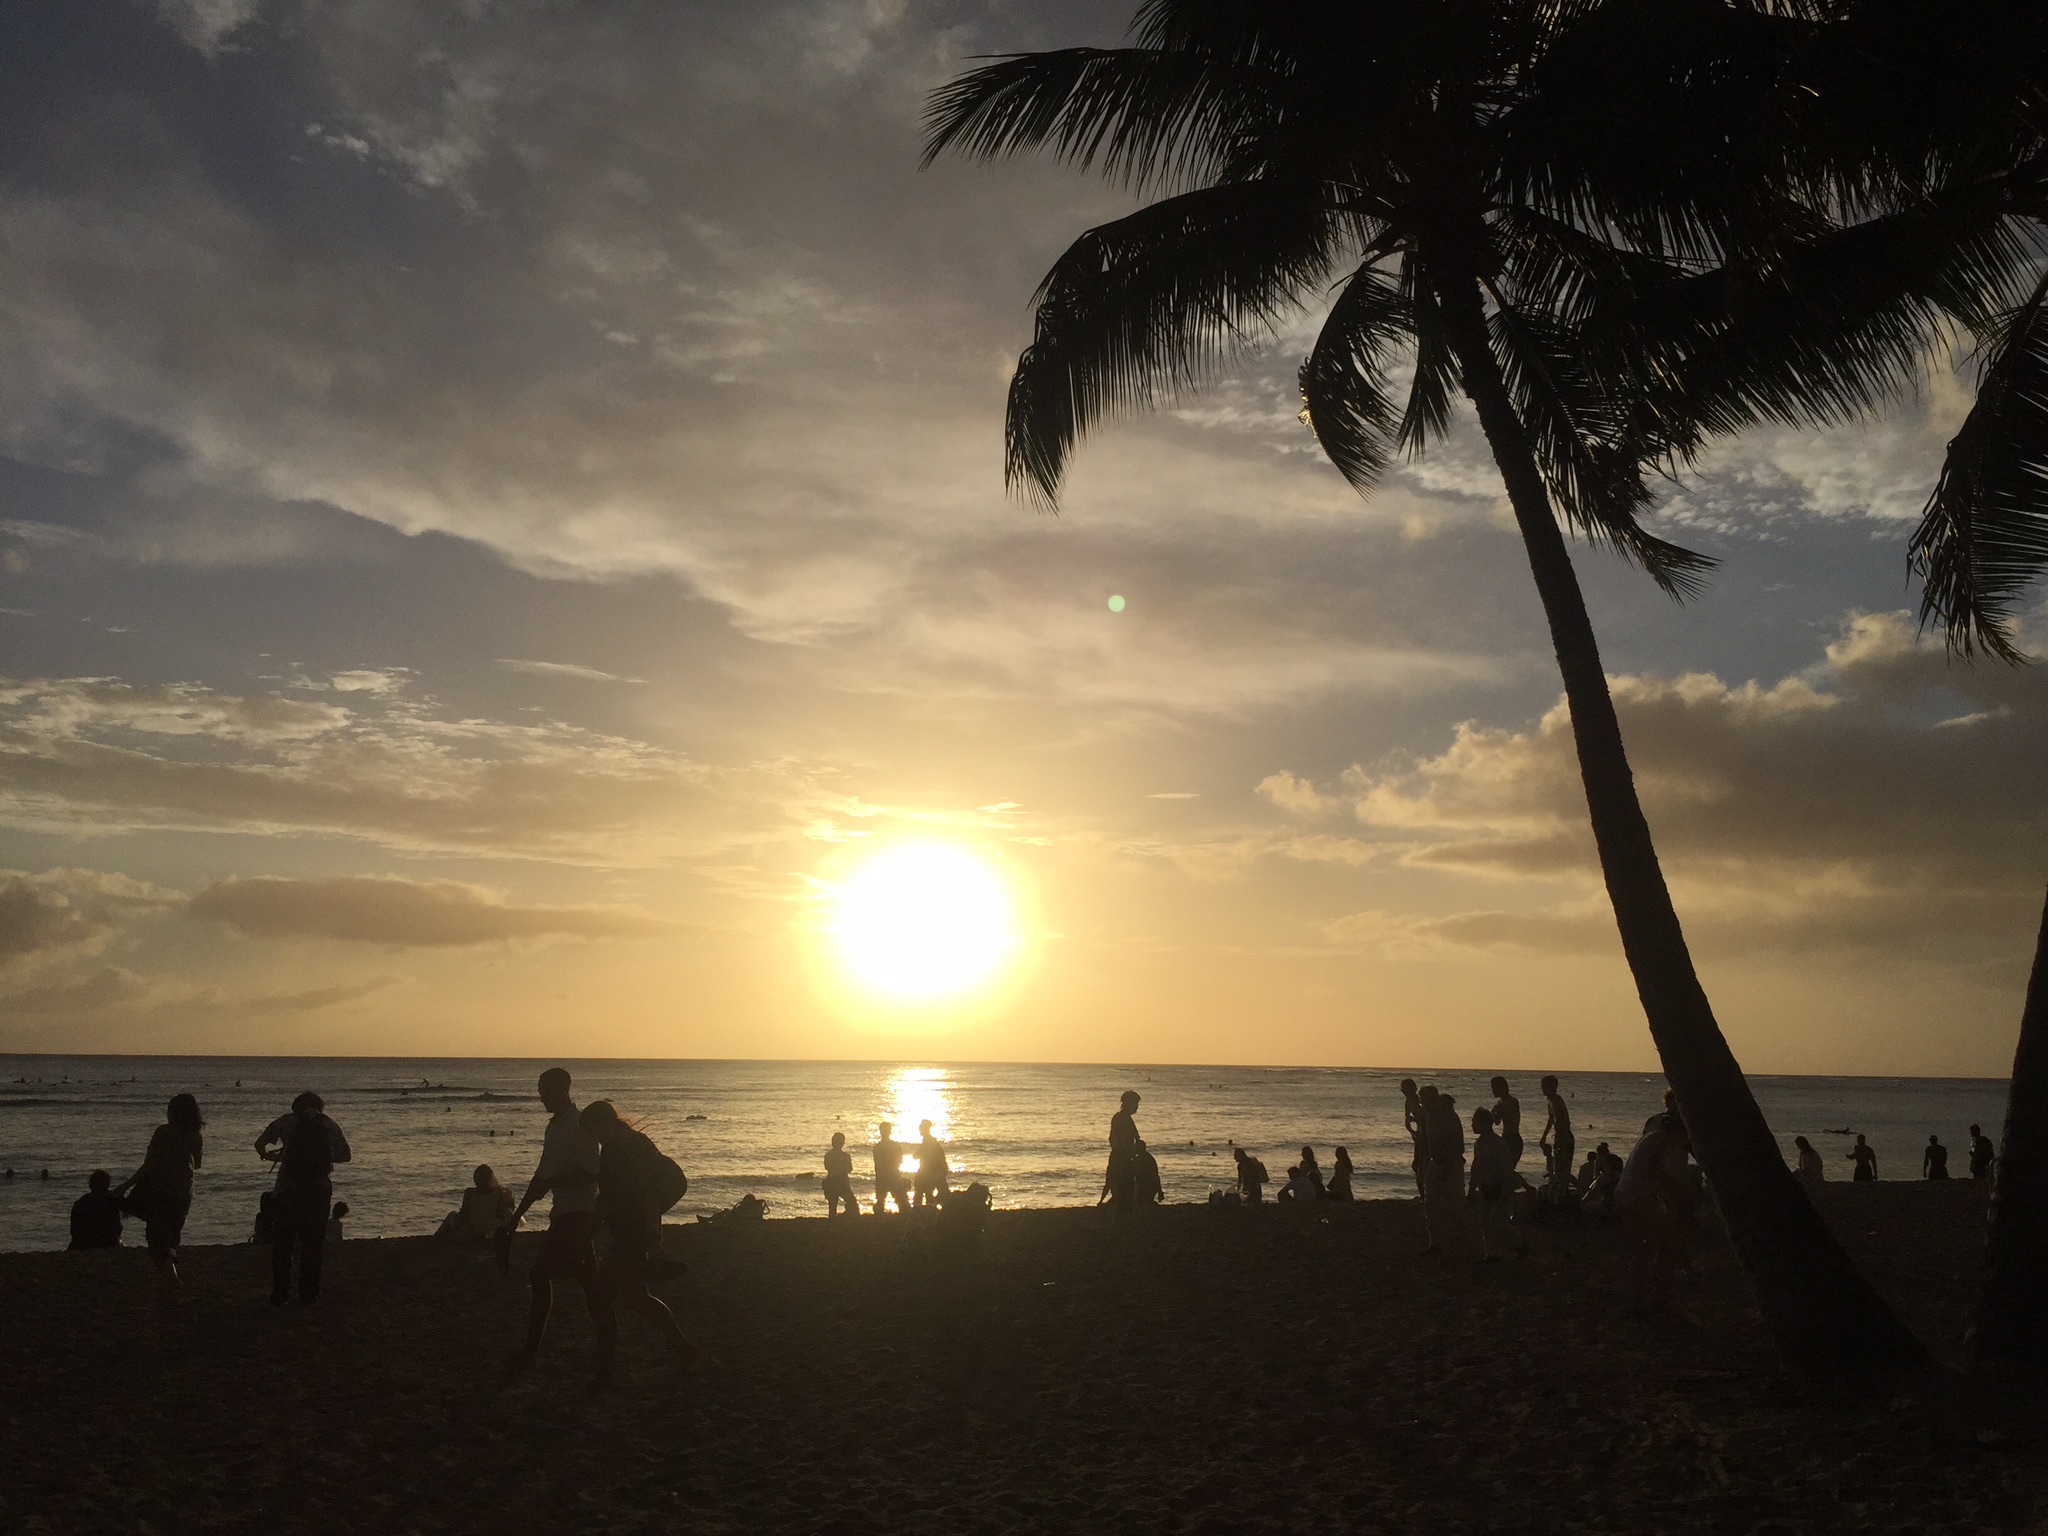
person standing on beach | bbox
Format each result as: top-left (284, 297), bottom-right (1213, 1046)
top-left (914, 1119), bottom-right (952, 1209)
top-left (579, 1100), bottom-right (694, 1380)
top-left (69, 1169), bottom-right (123, 1249)
top-left (1467, 1108), bottom-right (1508, 1261)
top-left (1922, 1135), bottom-right (1950, 1180)
top-left (1297, 1146), bottom-right (1325, 1198)
top-left (1233, 1146), bottom-right (1269, 1203)
top-left (113, 1093), bottom-right (204, 1288)
top-left (1538, 1076), bottom-right (1573, 1192)
top-left (503, 1068), bottom-right (613, 1376)
top-left (1420, 1086), bottom-right (1466, 1253)
top-left (1969, 1124), bottom-right (1995, 1181)
top-left (255, 1090), bottom-right (352, 1306)
top-left (1618, 1111), bottom-right (1692, 1315)
top-left (1489, 1078), bottom-right (1523, 1179)
top-left (1400, 1079), bottom-right (1426, 1197)
top-left (1794, 1136), bottom-right (1825, 1194)
top-left (872, 1123), bottom-right (913, 1214)
top-left (1847, 1134), bottom-right (1878, 1182)
top-left (822, 1132), bottom-right (860, 1217)
top-left (1103, 1091), bottom-right (1141, 1221)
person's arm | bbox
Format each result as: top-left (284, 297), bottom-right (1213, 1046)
top-left (327, 1119), bottom-right (352, 1164)
top-left (255, 1115), bottom-right (287, 1163)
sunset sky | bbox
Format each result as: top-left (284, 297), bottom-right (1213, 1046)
top-left (1, 0), bottom-right (2042, 1073)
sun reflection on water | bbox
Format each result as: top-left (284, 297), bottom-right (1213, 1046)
top-left (878, 1067), bottom-right (955, 1175)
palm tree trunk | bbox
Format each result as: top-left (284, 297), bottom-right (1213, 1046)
top-left (1967, 887), bottom-right (2048, 1374)
top-left (1433, 274), bottom-right (1928, 1373)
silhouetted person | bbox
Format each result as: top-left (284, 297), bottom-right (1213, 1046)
top-left (327, 1201), bottom-right (349, 1243)
top-left (1923, 1135), bottom-right (1950, 1180)
top-left (1847, 1133), bottom-right (1878, 1182)
top-left (1233, 1146), bottom-right (1269, 1203)
top-left (1643, 1089), bottom-right (1680, 1137)
top-left (914, 1119), bottom-right (952, 1209)
top-left (1794, 1136), bottom-right (1824, 1194)
top-left (580, 1100), bottom-right (693, 1380)
top-left (1326, 1146), bottom-right (1355, 1201)
top-left (504, 1068), bottom-right (613, 1377)
top-left (1468, 1107), bottom-right (1508, 1261)
top-left (1490, 1077), bottom-right (1523, 1180)
top-left (1103, 1091), bottom-right (1140, 1221)
top-left (1420, 1087), bottom-right (1466, 1253)
top-left (822, 1132), bottom-right (860, 1217)
top-left (1299, 1145), bottom-right (1324, 1197)
top-left (1969, 1124), bottom-right (1995, 1181)
top-left (255, 1090), bottom-right (351, 1306)
top-left (114, 1093), bottom-right (204, 1288)
top-left (872, 1123), bottom-right (913, 1214)
top-left (1539, 1075), bottom-right (1573, 1191)
top-left (69, 1169), bottom-right (122, 1250)
top-left (1278, 1163), bottom-right (1316, 1206)
top-left (1400, 1078), bottom-right (1426, 1196)
top-left (437, 1164), bottom-right (514, 1239)
top-left (1619, 1112), bottom-right (1692, 1315)
top-left (1580, 1143), bottom-right (1620, 1215)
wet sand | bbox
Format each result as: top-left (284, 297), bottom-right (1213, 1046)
top-left (1, 1182), bottom-right (2037, 1534)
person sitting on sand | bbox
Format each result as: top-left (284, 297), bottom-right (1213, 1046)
top-left (254, 1090), bottom-right (352, 1307)
top-left (822, 1132), bottom-right (860, 1218)
top-left (1326, 1146), bottom-right (1355, 1202)
top-left (1401, 1079), bottom-right (1427, 1197)
top-left (113, 1093), bottom-right (204, 1289)
top-left (1233, 1146), bottom-right (1269, 1203)
top-left (1847, 1134), bottom-right (1878, 1182)
top-left (1277, 1164), bottom-right (1317, 1207)
top-left (1298, 1146), bottom-right (1325, 1198)
top-left (69, 1169), bottom-right (123, 1250)
top-left (1618, 1112), bottom-right (1692, 1315)
top-left (579, 1099), bottom-right (694, 1379)
top-left (1922, 1135), bottom-right (1949, 1180)
top-left (1969, 1124), bottom-right (1995, 1181)
top-left (1467, 1108), bottom-right (1509, 1261)
top-left (327, 1201), bottom-right (348, 1243)
top-left (914, 1119), bottom-right (952, 1210)
top-left (1580, 1143), bottom-right (1620, 1216)
top-left (503, 1068), bottom-right (613, 1378)
top-left (1103, 1091), bottom-right (1141, 1221)
top-left (1539, 1076), bottom-right (1573, 1192)
top-left (872, 1123), bottom-right (914, 1215)
top-left (1794, 1136), bottom-right (1824, 1194)
top-left (438, 1165), bottom-right (515, 1240)
top-left (1420, 1087), bottom-right (1466, 1253)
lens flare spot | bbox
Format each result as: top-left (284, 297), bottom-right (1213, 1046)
top-left (1107, 594), bottom-right (1126, 612)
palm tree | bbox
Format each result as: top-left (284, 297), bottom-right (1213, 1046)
top-left (925, 0), bottom-right (1929, 1370)
top-left (1970, 892), bottom-right (2048, 1373)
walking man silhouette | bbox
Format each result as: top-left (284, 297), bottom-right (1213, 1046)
top-left (254, 1090), bottom-right (350, 1306)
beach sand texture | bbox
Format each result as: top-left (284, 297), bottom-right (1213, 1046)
top-left (2, 1182), bottom-right (2036, 1534)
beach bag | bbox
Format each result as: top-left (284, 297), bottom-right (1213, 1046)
top-left (648, 1152), bottom-right (687, 1215)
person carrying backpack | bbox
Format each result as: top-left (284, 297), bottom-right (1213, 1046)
top-left (254, 1090), bottom-right (351, 1306)
top-left (579, 1100), bottom-right (694, 1377)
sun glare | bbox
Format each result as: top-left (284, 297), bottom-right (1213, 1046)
top-left (831, 843), bottom-right (1017, 1000)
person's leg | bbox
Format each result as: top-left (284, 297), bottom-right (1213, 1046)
top-left (297, 1192), bottom-right (328, 1301)
top-left (271, 1212), bottom-right (296, 1304)
top-left (519, 1243), bottom-right (560, 1360)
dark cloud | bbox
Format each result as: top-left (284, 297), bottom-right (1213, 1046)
top-left (188, 875), bottom-right (676, 946)
top-left (0, 874), bottom-right (104, 966)
top-left (0, 965), bottom-right (148, 1013)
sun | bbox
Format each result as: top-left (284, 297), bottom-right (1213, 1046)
top-left (830, 843), bottom-right (1018, 1000)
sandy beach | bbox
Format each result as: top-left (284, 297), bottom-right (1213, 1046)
top-left (2, 1182), bottom-right (2037, 1535)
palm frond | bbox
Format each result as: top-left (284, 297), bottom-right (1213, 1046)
top-left (1396, 254), bottom-right (1458, 457)
top-left (921, 46), bottom-right (1275, 193)
top-left (1005, 179), bottom-right (1343, 505)
top-left (1910, 271), bottom-right (2048, 662)
top-left (1297, 264), bottom-right (1409, 491)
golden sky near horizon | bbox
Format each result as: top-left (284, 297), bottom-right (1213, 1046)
top-left (0, 1), bottom-right (2042, 1075)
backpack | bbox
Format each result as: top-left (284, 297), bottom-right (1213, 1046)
top-left (282, 1115), bottom-right (333, 1180)
top-left (648, 1151), bottom-right (687, 1214)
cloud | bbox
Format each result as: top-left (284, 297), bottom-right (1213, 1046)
top-left (1270, 612), bottom-right (2048, 959)
top-left (187, 875), bottom-right (677, 947)
top-left (497, 659), bottom-right (641, 684)
top-left (0, 965), bottom-right (150, 1014)
top-left (235, 974), bottom-right (406, 1012)
top-left (0, 673), bottom-right (841, 863)
top-left (0, 876), bottom-right (107, 968)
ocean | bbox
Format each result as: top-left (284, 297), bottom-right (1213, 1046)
top-left (0, 1055), bottom-right (2010, 1253)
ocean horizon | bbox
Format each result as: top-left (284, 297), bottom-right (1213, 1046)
top-left (0, 1054), bottom-right (2010, 1254)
